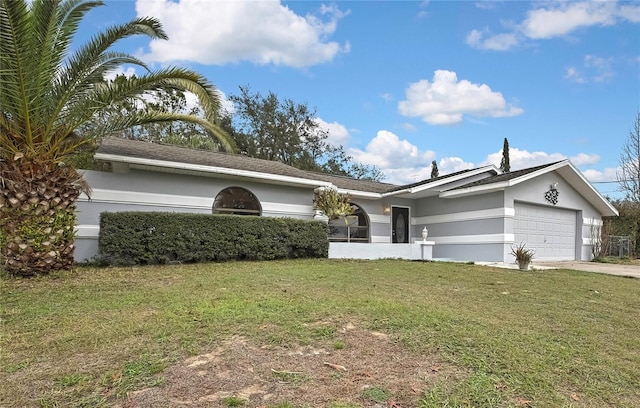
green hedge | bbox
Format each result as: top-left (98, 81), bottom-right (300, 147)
top-left (98, 212), bottom-right (329, 265)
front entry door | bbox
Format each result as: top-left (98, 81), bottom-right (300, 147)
top-left (391, 207), bottom-right (409, 243)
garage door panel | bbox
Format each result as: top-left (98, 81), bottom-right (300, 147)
top-left (514, 202), bottom-right (576, 261)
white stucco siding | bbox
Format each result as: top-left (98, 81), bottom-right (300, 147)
top-left (80, 170), bottom-right (315, 215)
top-left (413, 192), bottom-right (509, 262)
top-left (73, 163), bottom-right (611, 264)
top-left (75, 169), bottom-right (317, 261)
top-left (505, 171), bottom-right (602, 261)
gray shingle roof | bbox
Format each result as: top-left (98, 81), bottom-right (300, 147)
top-left (301, 170), bottom-right (397, 193)
top-left (384, 167), bottom-right (487, 192)
top-left (96, 138), bottom-right (398, 193)
top-left (451, 161), bottom-right (563, 190)
top-left (96, 139), bottom-right (568, 195)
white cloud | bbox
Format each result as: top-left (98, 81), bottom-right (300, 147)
top-left (582, 167), bottom-right (619, 183)
top-left (570, 153), bottom-right (601, 166)
top-left (619, 3), bottom-right (640, 23)
top-left (400, 122), bottom-right (418, 132)
top-left (104, 66), bottom-right (137, 81)
top-left (348, 130), bottom-right (435, 184)
top-left (182, 91), bottom-right (199, 113)
top-left (135, 0), bottom-right (349, 68)
top-left (383, 167), bottom-right (432, 185)
top-left (483, 148), bottom-right (558, 169)
top-left (397, 70), bottom-right (523, 125)
top-left (481, 147), bottom-right (600, 170)
top-left (180, 89), bottom-right (234, 116)
top-left (346, 130), bottom-right (479, 184)
top-left (380, 92), bottom-right (394, 102)
top-left (474, 2), bottom-right (497, 11)
top-left (372, 155), bottom-right (475, 185)
top-left (584, 55), bottom-right (614, 81)
top-left (438, 157), bottom-right (476, 174)
top-left (349, 134), bottom-right (606, 186)
top-left (315, 118), bottom-right (350, 146)
top-left (417, 0), bottom-right (430, 19)
top-left (565, 67), bottom-right (586, 83)
top-left (467, 1), bottom-right (640, 51)
top-left (349, 130), bottom-right (434, 168)
top-left (565, 55), bottom-right (614, 83)
top-left (218, 90), bottom-right (235, 116)
top-left (466, 29), bottom-right (519, 51)
top-left (522, 1), bottom-right (618, 39)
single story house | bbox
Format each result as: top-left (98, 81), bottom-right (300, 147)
top-left (75, 138), bottom-right (618, 264)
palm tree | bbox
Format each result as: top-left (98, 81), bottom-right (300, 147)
top-left (0, 0), bottom-right (235, 276)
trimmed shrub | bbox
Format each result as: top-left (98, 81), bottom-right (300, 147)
top-left (98, 212), bottom-right (329, 266)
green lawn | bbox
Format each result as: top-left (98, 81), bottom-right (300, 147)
top-left (1, 259), bottom-right (639, 407)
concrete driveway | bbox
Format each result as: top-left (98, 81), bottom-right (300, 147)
top-left (535, 261), bottom-right (640, 279)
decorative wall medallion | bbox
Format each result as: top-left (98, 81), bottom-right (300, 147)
top-left (544, 183), bottom-right (559, 205)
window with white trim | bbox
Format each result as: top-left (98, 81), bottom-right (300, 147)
top-left (212, 187), bottom-right (261, 216)
top-left (328, 203), bottom-right (370, 242)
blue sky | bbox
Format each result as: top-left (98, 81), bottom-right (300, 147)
top-left (81, 0), bottom-right (639, 196)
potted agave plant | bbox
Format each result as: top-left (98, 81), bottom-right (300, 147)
top-left (511, 242), bottom-right (534, 270)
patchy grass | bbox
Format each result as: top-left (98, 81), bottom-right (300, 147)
top-left (222, 395), bottom-right (245, 407)
top-left (271, 369), bottom-right (309, 385)
top-left (361, 386), bottom-right (391, 403)
top-left (1, 259), bottom-right (639, 407)
top-left (594, 256), bottom-right (640, 265)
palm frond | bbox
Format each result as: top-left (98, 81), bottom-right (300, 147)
top-left (46, 17), bottom-right (164, 135)
top-left (61, 68), bottom-right (233, 151)
top-left (51, 52), bottom-right (148, 131)
top-left (0, 0), bottom-right (34, 143)
top-left (1, 0), bottom-right (231, 163)
top-left (158, 71), bottom-right (223, 124)
top-left (100, 111), bottom-right (236, 152)
top-left (53, 0), bottom-right (104, 49)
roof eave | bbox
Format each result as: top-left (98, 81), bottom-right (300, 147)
top-left (516, 159), bottom-right (618, 216)
top-left (336, 188), bottom-right (383, 199)
top-left (439, 160), bottom-right (619, 217)
top-left (439, 162), bottom-right (568, 198)
top-left (557, 161), bottom-right (619, 217)
top-left (314, 185), bottom-right (383, 199)
top-left (414, 165), bottom-right (498, 192)
top-left (381, 188), bottom-right (412, 198)
top-left (385, 165), bottom-right (501, 197)
top-left (439, 183), bottom-right (509, 198)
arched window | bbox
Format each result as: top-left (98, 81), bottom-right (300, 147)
top-left (212, 187), bottom-right (262, 216)
top-left (328, 203), bottom-right (370, 243)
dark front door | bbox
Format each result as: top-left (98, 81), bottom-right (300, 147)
top-left (391, 207), bottom-right (409, 243)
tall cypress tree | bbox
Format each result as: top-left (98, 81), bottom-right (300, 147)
top-left (500, 138), bottom-right (511, 172)
top-left (431, 160), bottom-right (439, 179)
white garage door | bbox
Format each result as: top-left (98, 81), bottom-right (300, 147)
top-left (513, 202), bottom-right (577, 261)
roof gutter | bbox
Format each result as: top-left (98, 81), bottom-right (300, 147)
top-left (337, 188), bottom-right (383, 199)
top-left (381, 188), bottom-right (412, 197)
top-left (440, 161), bottom-right (570, 198)
top-left (382, 165), bottom-right (501, 198)
top-left (411, 165), bottom-right (501, 193)
top-left (439, 182), bottom-right (509, 198)
top-left (314, 186), bottom-right (383, 199)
